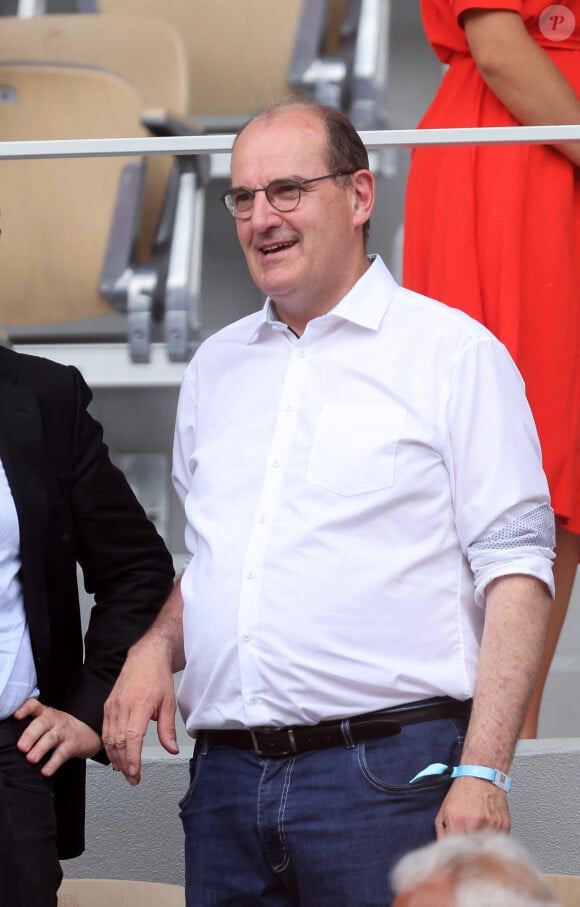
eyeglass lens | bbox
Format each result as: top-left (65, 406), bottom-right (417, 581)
top-left (227, 179), bottom-right (302, 217)
top-left (223, 172), bottom-right (355, 218)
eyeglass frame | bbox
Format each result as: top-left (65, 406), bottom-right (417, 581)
top-left (220, 171), bottom-right (357, 219)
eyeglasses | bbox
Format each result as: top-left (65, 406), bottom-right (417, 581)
top-left (221, 171), bottom-right (356, 219)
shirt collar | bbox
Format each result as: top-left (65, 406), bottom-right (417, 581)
top-left (245, 255), bottom-right (398, 344)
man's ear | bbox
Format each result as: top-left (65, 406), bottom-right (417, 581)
top-left (350, 169), bottom-right (375, 226)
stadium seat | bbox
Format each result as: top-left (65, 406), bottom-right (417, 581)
top-left (57, 878), bottom-right (185, 906)
top-left (0, 64), bottom-right (146, 330)
top-left (80, 0), bottom-right (391, 131)
top-left (0, 28), bottom-right (204, 361)
top-left (0, 14), bottom-right (188, 113)
top-left (0, 14), bottom-right (190, 262)
top-left (544, 873), bottom-right (580, 907)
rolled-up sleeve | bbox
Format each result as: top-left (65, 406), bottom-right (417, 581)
top-left (443, 337), bottom-right (556, 604)
top-left (468, 502), bottom-right (555, 603)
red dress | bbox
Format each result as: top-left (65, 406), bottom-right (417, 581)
top-left (403, 0), bottom-right (580, 533)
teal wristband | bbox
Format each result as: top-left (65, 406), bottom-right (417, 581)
top-left (409, 762), bottom-right (512, 792)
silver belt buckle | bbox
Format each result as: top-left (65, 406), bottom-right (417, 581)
top-left (249, 727), bottom-right (298, 756)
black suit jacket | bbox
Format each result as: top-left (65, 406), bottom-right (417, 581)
top-left (0, 346), bottom-right (174, 858)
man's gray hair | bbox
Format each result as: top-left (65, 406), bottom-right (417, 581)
top-left (391, 833), bottom-right (561, 906)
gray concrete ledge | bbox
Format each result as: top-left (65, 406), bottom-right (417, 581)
top-left (64, 747), bottom-right (193, 885)
top-left (511, 738), bottom-right (580, 874)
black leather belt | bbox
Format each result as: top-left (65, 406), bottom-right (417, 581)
top-left (200, 696), bottom-right (472, 758)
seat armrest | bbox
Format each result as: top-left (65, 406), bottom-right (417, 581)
top-left (288, 0), bottom-right (328, 90)
top-left (99, 111), bottom-right (208, 362)
top-left (163, 161), bottom-right (205, 361)
top-left (99, 159), bottom-right (145, 308)
top-left (350, 0), bottom-right (391, 130)
top-left (141, 110), bottom-right (210, 361)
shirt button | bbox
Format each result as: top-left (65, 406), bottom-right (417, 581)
top-left (258, 514), bottom-right (267, 523)
top-left (246, 571), bottom-right (256, 579)
top-left (243, 633), bottom-right (251, 642)
top-left (272, 460), bottom-right (280, 468)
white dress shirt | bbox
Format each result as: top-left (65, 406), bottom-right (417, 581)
top-left (173, 256), bottom-right (555, 733)
top-left (0, 456), bottom-right (38, 720)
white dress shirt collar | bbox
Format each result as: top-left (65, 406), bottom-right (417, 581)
top-left (249, 255), bottom-right (394, 342)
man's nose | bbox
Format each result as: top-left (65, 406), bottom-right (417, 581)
top-left (249, 191), bottom-right (283, 229)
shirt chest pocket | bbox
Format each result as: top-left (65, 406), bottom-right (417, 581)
top-left (306, 402), bottom-right (407, 496)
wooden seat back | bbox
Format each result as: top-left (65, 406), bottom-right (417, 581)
top-left (0, 64), bottom-right (146, 327)
top-left (0, 14), bottom-right (189, 266)
top-left (0, 14), bottom-right (188, 113)
top-left (97, 0), bottom-right (307, 118)
top-left (544, 873), bottom-right (580, 906)
top-left (57, 878), bottom-right (185, 906)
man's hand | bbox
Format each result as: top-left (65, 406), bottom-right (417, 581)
top-left (14, 698), bottom-right (101, 777)
top-left (435, 776), bottom-right (510, 836)
top-left (435, 574), bottom-right (551, 837)
top-left (102, 636), bottom-right (179, 786)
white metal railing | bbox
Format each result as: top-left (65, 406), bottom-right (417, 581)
top-left (3, 124), bottom-right (579, 385)
top-left (1, 124), bottom-right (580, 161)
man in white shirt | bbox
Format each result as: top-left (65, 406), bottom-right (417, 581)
top-left (103, 102), bottom-right (555, 906)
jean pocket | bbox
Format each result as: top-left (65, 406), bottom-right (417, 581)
top-left (306, 402), bottom-right (407, 496)
top-left (357, 719), bottom-right (466, 794)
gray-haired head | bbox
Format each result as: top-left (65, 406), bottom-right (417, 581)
top-left (391, 833), bottom-right (561, 907)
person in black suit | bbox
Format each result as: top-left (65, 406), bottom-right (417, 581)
top-left (0, 345), bottom-right (175, 907)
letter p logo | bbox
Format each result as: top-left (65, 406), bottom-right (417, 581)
top-left (539, 5), bottom-right (576, 40)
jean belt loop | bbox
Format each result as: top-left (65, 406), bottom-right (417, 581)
top-left (198, 732), bottom-right (209, 756)
top-left (341, 717), bottom-right (355, 749)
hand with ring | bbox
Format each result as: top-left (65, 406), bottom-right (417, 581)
top-left (12, 698), bottom-right (102, 777)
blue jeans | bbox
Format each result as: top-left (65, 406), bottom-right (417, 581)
top-left (179, 712), bottom-right (467, 906)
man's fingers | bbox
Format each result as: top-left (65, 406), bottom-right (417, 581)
top-left (14, 702), bottom-right (101, 772)
top-left (157, 696), bottom-right (179, 755)
top-left (102, 641), bottom-right (180, 784)
top-left (104, 700), bottom-right (177, 784)
top-left (124, 721), bottom-right (148, 781)
top-left (15, 701), bottom-right (58, 756)
top-left (12, 697), bottom-right (41, 720)
top-left (39, 744), bottom-right (68, 778)
top-left (158, 727), bottom-right (180, 755)
top-left (103, 704), bottom-right (151, 784)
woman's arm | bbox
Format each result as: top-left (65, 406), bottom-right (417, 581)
top-left (462, 8), bottom-right (580, 165)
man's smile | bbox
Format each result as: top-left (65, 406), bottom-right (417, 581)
top-left (259, 239), bottom-right (298, 256)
